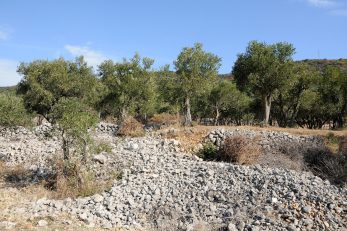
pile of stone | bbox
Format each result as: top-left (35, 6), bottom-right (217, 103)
top-left (0, 125), bottom-right (59, 168)
top-left (205, 128), bottom-right (324, 152)
top-left (1, 125), bottom-right (346, 230)
top-left (95, 122), bottom-right (119, 135)
top-left (22, 136), bottom-right (346, 231)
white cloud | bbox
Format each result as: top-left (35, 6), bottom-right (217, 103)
top-left (0, 59), bottom-right (21, 86)
top-left (307, 0), bottom-right (336, 8)
top-left (64, 45), bottom-right (107, 67)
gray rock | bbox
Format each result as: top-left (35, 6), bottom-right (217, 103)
top-left (302, 206), bottom-right (311, 213)
top-left (0, 221), bottom-right (16, 229)
top-left (228, 222), bottom-right (237, 231)
top-left (93, 153), bottom-right (107, 164)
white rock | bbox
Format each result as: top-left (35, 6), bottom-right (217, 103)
top-left (92, 153), bottom-right (107, 164)
top-left (37, 220), bottom-right (48, 227)
top-left (93, 194), bottom-right (104, 203)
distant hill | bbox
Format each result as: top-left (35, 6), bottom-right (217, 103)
top-left (0, 86), bottom-right (16, 95)
top-left (218, 73), bottom-right (233, 79)
top-left (300, 59), bottom-right (347, 72)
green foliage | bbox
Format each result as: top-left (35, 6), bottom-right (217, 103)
top-left (93, 142), bottom-right (113, 154)
top-left (3, 42), bottom-right (345, 130)
top-left (294, 66), bottom-right (347, 129)
top-left (272, 63), bottom-right (317, 127)
top-left (174, 43), bottom-right (221, 126)
top-left (99, 54), bottom-right (156, 121)
top-left (17, 57), bottom-right (101, 120)
top-left (232, 41), bottom-right (295, 124)
top-left (154, 65), bottom-right (183, 114)
top-left (197, 142), bottom-right (218, 160)
top-left (0, 93), bottom-right (33, 127)
top-left (197, 79), bottom-right (252, 125)
top-left (49, 97), bottom-right (98, 160)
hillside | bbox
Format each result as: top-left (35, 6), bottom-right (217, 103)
top-left (300, 59), bottom-right (347, 72)
top-left (0, 86), bottom-right (16, 95)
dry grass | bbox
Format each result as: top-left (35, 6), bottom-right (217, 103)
top-left (339, 135), bottom-right (347, 152)
top-left (304, 147), bottom-right (347, 187)
top-left (149, 113), bottom-right (181, 126)
top-left (219, 136), bottom-right (262, 165)
top-left (46, 159), bottom-right (119, 199)
top-left (0, 161), bottom-right (126, 230)
top-left (157, 125), bottom-right (347, 152)
top-left (159, 126), bottom-right (212, 152)
top-left (118, 116), bottom-right (145, 137)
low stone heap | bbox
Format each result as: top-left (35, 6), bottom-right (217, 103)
top-left (0, 124), bottom-right (59, 168)
top-left (22, 136), bottom-right (347, 231)
top-left (1, 126), bottom-right (346, 230)
top-left (205, 128), bottom-right (324, 152)
top-left (96, 122), bottom-right (119, 135)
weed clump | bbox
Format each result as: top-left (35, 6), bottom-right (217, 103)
top-left (198, 136), bottom-right (261, 165)
top-left (304, 147), bottom-right (347, 187)
top-left (197, 142), bottom-right (218, 160)
top-left (118, 117), bottom-right (145, 137)
top-left (219, 136), bottom-right (261, 165)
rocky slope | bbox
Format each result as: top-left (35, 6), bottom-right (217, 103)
top-left (0, 125), bottom-right (346, 230)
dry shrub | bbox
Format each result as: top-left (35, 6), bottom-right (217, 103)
top-left (0, 163), bottom-right (40, 188)
top-left (118, 116), bottom-right (145, 137)
top-left (103, 116), bottom-right (118, 124)
top-left (149, 113), bottom-right (180, 127)
top-left (219, 136), bottom-right (261, 165)
top-left (264, 141), bottom-right (308, 171)
top-left (339, 135), bottom-right (347, 153)
top-left (47, 159), bottom-right (116, 199)
top-left (304, 147), bottom-right (347, 186)
top-left (93, 141), bottom-right (112, 154)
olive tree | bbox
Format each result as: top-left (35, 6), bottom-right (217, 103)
top-left (0, 93), bottom-right (33, 127)
top-left (17, 57), bottom-right (101, 123)
top-left (232, 41), bottom-right (295, 125)
top-left (49, 97), bottom-right (98, 162)
top-left (99, 54), bottom-right (156, 121)
top-left (174, 43), bottom-right (221, 126)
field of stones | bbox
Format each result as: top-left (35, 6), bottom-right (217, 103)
top-left (0, 123), bottom-right (346, 231)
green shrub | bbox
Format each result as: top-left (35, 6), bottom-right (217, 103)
top-left (326, 132), bottom-right (337, 142)
top-left (0, 93), bottom-right (33, 127)
top-left (93, 142), bottom-right (113, 154)
top-left (197, 142), bottom-right (218, 160)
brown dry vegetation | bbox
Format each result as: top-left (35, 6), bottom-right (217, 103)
top-left (157, 125), bottom-right (347, 152)
top-left (118, 116), bottom-right (145, 137)
top-left (219, 136), bottom-right (261, 165)
top-left (0, 161), bottom-right (128, 230)
top-left (149, 113), bottom-right (181, 127)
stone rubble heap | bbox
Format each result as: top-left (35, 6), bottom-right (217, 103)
top-left (96, 122), bottom-right (119, 135)
top-left (0, 125), bottom-right (346, 230)
top-left (205, 129), bottom-right (325, 152)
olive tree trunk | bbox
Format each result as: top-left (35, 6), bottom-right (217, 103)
top-left (62, 131), bottom-right (70, 161)
top-left (183, 96), bottom-right (192, 126)
top-left (263, 94), bottom-right (272, 125)
top-left (214, 105), bottom-right (220, 126)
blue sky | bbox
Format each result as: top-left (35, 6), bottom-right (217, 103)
top-left (0, 0), bottom-right (346, 86)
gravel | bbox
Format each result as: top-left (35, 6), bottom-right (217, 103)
top-left (0, 125), bottom-right (346, 230)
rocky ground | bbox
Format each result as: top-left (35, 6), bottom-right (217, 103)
top-left (0, 124), bottom-right (346, 230)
